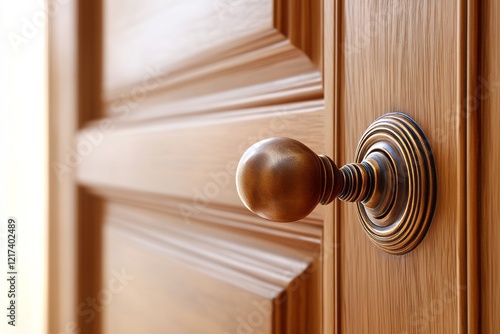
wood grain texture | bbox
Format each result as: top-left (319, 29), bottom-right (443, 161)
top-left (335, 1), bottom-right (464, 333)
top-left (104, 0), bottom-right (272, 93)
top-left (323, 0), bottom-right (341, 332)
top-left (76, 0), bottom-right (104, 333)
top-left (103, 0), bottom-right (323, 125)
top-left (274, 0), bottom-right (322, 67)
top-left (48, 2), bottom-right (79, 333)
top-left (457, 0), bottom-right (468, 331)
top-left (466, 0), bottom-right (480, 332)
top-left (90, 185), bottom-right (322, 250)
top-left (77, 101), bottom-right (325, 220)
top-left (103, 41), bottom-right (322, 123)
top-left (77, 189), bottom-right (103, 334)
top-left (74, 0), bottom-right (326, 333)
top-left (102, 201), bottom-right (320, 333)
top-left (480, 0), bottom-right (500, 331)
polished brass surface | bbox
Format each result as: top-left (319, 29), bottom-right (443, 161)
top-left (236, 112), bottom-right (436, 254)
top-left (235, 137), bottom-right (333, 222)
top-left (354, 113), bottom-right (437, 254)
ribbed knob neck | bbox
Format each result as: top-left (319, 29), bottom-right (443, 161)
top-left (318, 155), bottom-right (343, 205)
top-left (338, 162), bottom-right (375, 202)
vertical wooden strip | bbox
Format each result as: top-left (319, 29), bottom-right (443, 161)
top-left (78, 0), bottom-right (103, 126)
top-left (77, 189), bottom-right (103, 334)
top-left (323, 0), bottom-right (333, 332)
top-left (323, 0), bottom-right (341, 333)
top-left (333, 1), bottom-right (342, 333)
top-left (77, 0), bottom-right (103, 333)
top-left (287, 0), bottom-right (298, 50)
top-left (466, 0), bottom-right (480, 332)
top-left (480, 0), bottom-right (500, 332)
top-left (273, 0), bottom-right (288, 38)
top-left (48, 1), bottom-right (78, 333)
top-left (457, 0), bottom-right (468, 332)
top-left (274, 0), bottom-right (322, 68)
top-left (310, 0), bottom-right (323, 70)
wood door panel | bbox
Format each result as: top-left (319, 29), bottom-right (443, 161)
top-left (102, 201), bottom-right (320, 334)
top-left (105, 231), bottom-right (273, 334)
top-left (103, 44), bottom-right (322, 122)
top-left (77, 101), bottom-right (324, 220)
top-left (337, 1), bottom-right (463, 333)
top-left (49, 0), bottom-right (500, 332)
top-left (77, 101), bottom-right (324, 332)
top-left (102, 0), bottom-right (322, 127)
top-left (480, 0), bottom-right (500, 331)
top-left (73, 0), bottom-right (325, 333)
top-left (104, 0), bottom-right (273, 92)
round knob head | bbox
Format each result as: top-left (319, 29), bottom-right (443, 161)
top-left (236, 137), bottom-right (323, 222)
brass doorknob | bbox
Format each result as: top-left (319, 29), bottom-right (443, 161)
top-left (236, 112), bottom-right (437, 254)
top-left (236, 136), bottom-right (372, 222)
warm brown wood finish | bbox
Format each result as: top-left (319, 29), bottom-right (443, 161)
top-left (48, 1), bottom-right (78, 332)
top-left (324, 1), bottom-right (470, 333)
top-left (466, 0), bottom-right (480, 332)
top-left (480, 0), bottom-right (500, 331)
top-left (323, 1), bottom-right (341, 332)
top-left (49, 0), bottom-right (500, 333)
top-left (61, 0), bottom-right (324, 333)
top-left (78, 102), bottom-right (325, 213)
top-left (103, 0), bottom-right (322, 121)
top-left (101, 202), bottom-right (318, 333)
top-left (76, 1), bottom-right (104, 333)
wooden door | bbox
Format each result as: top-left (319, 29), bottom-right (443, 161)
top-left (322, 1), bottom-right (494, 333)
top-left (50, 0), bottom-right (324, 333)
top-left (49, 1), bottom-right (499, 334)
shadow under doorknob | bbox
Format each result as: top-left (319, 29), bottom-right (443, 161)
top-left (235, 112), bottom-right (437, 255)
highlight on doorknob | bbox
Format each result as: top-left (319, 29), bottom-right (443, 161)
top-left (235, 112), bottom-right (437, 254)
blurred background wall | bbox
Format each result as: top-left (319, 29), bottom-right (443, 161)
top-left (0, 0), bottom-right (48, 333)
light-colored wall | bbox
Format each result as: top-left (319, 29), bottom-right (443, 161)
top-left (0, 1), bottom-right (48, 333)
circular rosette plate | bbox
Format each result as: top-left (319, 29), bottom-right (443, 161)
top-left (355, 112), bottom-right (437, 254)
